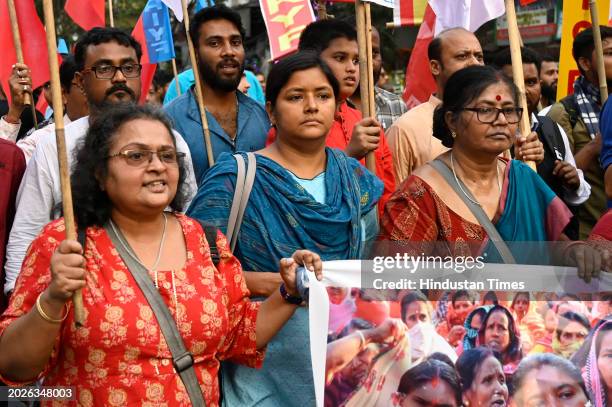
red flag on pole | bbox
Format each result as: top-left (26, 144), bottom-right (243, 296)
top-left (402, 5), bottom-right (436, 108)
top-left (65, 0), bottom-right (105, 30)
top-left (0, 0), bottom-right (50, 101)
top-left (132, 15), bottom-right (157, 105)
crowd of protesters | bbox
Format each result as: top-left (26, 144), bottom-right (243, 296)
top-left (325, 288), bottom-right (612, 406)
top-left (0, 3), bottom-right (610, 407)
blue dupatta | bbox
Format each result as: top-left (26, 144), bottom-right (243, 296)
top-left (188, 147), bottom-right (383, 270)
top-left (187, 148), bottom-right (382, 407)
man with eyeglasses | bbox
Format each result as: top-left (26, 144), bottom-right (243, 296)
top-left (386, 27), bottom-right (544, 185)
top-left (493, 47), bottom-right (590, 240)
top-left (3, 27), bottom-right (197, 296)
top-left (164, 5), bottom-right (271, 183)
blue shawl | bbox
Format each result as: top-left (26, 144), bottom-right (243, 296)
top-left (188, 147), bottom-right (383, 270)
top-left (187, 148), bottom-right (382, 406)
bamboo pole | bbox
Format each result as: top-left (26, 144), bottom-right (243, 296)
top-left (365, 3), bottom-right (376, 118)
top-left (7, 0), bottom-right (37, 128)
top-left (108, 0), bottom-right (115, 27)
top-left (317, 0), bottom-right (327, 19)
top-left (589, 1), bottom-right (608, 104)
top-left (355, 0), bottom-right (376, 173)
top-left (42, 0), bottom-right (85, 326)
top-left (504, 0), bottom-right (535, 170)
top-left (171, 58), bottom-right (181, 96)
top-left (181, 0), bottom-right (214, 167)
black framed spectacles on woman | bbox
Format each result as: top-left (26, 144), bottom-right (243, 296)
top-left (460, 107), bottom-right (523, 124)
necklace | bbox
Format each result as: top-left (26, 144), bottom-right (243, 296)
top-left (109, 213), bottom-right (177, 307)
top-left (450, 152), bottom-right (501, 208)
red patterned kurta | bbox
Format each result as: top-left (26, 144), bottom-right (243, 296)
top-left (0, 214), bottom-right (264, 406)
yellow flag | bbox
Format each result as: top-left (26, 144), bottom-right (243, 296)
top-left (558, 0), bottom-right (610, 100)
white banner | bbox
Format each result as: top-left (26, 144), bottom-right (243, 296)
top-left (306, 260), bottom-right (611, 407)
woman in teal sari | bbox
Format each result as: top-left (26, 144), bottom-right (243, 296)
top-left (382, 65), bottom-right (604, 280)
top-left (187, 52), bottom-right (383, 406)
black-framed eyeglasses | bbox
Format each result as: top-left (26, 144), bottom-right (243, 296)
top-left (82, 63), bottom-right (142, 79)
top-left (460, 107), bottom-right (523, 124)
top-left (107, 149), bottom-right (185, 167)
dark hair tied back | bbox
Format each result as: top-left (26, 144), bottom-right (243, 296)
top-left (432, 65), bottom-right (519, 148)
top-left (266, 51), bottom-right (339, 108)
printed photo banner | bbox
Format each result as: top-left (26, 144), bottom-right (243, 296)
top-left (557, 0), bottom-right (610, 100)
top-left (259, 0), bottom-right (316, 61)
top-left (305, 260), bottom-right (612, 406)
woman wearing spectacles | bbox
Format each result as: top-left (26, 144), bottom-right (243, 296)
top-left (382, 65), bottom-right (604, 280)
top-left (0, 104), bottom-right (323, 406)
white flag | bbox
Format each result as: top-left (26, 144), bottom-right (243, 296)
top-left (429, 0), bottom-right (505, 35)
top-left (161, 0), bottom-right (183, 21)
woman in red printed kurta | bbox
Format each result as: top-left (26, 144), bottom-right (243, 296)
top-left (0, 216), bottom-right (262, 406)
top-left (0, 105), bottom-right (322, 406)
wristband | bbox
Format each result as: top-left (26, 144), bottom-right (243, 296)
top-left (279, 283), bottom-right (303, 305)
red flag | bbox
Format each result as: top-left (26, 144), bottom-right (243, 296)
top-left (519, 0), bottom-right (538, 5)
top-left (0, 0), bottom-right (50, 101)
top-left (402, 5), bottom-right (436, 108)
top-left (132, 15), bottom-right (156, 105)
top-left (36, 94), bottom-right (49, 117)
top-left (65, 0), bottom-right (105, 30)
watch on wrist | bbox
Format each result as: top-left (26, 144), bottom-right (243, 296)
top-left (279, 283), bottom-right (303, 305)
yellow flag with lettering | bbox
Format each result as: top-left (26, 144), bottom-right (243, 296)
top-left (558, 0), bottom-right (610, 100)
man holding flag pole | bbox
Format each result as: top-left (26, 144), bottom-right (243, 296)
top-left (3, 27), bottom-right (198, 297)
top-left (164, 5), bottom-right (270, 184)
top-left (547, 26), bottom-right (612, 239)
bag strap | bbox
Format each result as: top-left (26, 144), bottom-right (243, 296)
top-left (103, 222), bottom-right (206, 407)
top-left (429, 159), bottom-right (516, 264)
top-left (226, 153), bottom-right (256, 252)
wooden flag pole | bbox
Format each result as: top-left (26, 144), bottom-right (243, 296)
top-left (7, 0), bottom-right (37, 128)
top-left (504, 0), bottom-right (535, 170)
top-left (171, 58), bottom-right (181, 96)
top-left (108, 0), bottom-right (115, 27)
top-left (181, 0), bottom-right (214, 168)
top-left (41, 0), bottom-right (85, 326)
top-left (317, 0), bottom-right (327, 19)
top-left (355, 0), bottom-right (376, 173)
top-left (365, 3), bottom-right (376, 119)
top-left (589, 0), bottom-right (608, 104)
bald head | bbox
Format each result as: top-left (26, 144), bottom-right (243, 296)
top-left (428, 28), bottom-right (484, 97)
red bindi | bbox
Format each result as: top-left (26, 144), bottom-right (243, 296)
top-left (496, 95), bottom-right (502, 101)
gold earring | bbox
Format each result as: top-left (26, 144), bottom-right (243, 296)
top-left (451, 131), bottom-right (457, 138)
